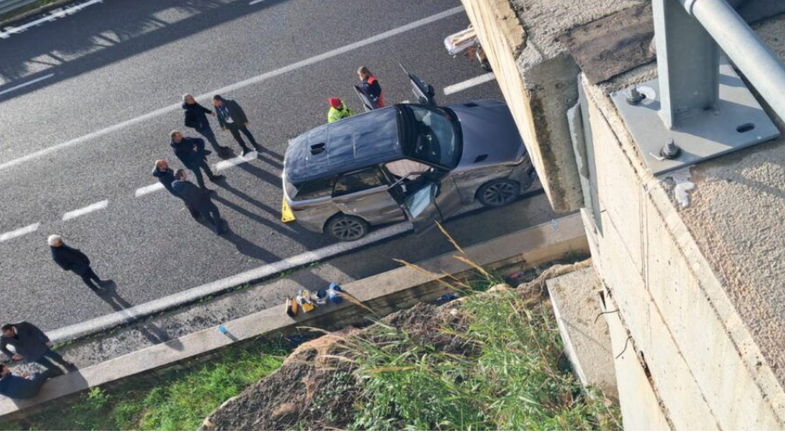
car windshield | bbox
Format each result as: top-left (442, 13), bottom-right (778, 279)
top-left (398, 105), bottom-right (462, 169)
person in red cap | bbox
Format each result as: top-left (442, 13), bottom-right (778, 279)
top-left (327, 97), bottom-right (354, 123)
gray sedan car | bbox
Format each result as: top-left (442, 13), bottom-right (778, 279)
top-left (282, 99), bottom-right (535, 241)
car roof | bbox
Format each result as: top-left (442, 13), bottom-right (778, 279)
top-left (285, 106), bottom-right (405, 184)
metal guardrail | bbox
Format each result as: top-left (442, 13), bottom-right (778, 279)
top-left (0, 0), bottom-right (39, 17)
top-left (611, 0), bottom-right (784, 175)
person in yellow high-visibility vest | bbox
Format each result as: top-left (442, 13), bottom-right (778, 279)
top-left (327, 97), bottom-right (354, 123)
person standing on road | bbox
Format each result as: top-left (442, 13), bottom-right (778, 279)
top-left (152, 159), bottom-right (176, 195)
top-left (327, 97), bottom-right (354, 123)
top-left (0, 364), bottom-right (50, 399)
top-left (356, 66), bottom-right (385, 109)
top-left (152, 159), bottom-right (201, 220)
top-left (171, 169), bottom-right (227, 235)
top-left (170, 130), bottom-right (224, 190)
top-left (48, 235), bottom-right (110, 294)
top-left (183, 94), bottom-right (230, 158)
top-left (0, 322), bottom-right (76, 375)
top-left (212, 95), bottom-right (261, 156)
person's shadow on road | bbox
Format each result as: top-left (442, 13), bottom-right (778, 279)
top-left (97, 283), bottom-right (183, 351)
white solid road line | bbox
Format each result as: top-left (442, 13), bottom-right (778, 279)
top-left (443, 72), bottom-right (496, 96)
top-left (0, 73), bottom-right (55, 96)
top-left (0, 6), bottom-right (464, 173)
top-left (0, 223), bottom-right (40, 243)
top-left (47, 221), bottom-right (413, 342)
top-left (135, 182), bottom-right (164, 197)
top-left (62, 200), bottom-right (109, 221)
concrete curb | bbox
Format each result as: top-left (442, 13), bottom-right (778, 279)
top-left (0, 214), bottom-right (588, 419)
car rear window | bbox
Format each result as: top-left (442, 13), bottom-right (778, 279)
top-left (333, 168), bottom-right (386, 196)
top-left (291, 178), bottom-right (334, 201)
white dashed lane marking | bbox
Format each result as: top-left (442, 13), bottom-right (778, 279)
top-left (444, 72), bottom-right (496, 96)
top-left (0, 223), bottom-right (40, 243)
top-left (135, 183), bottom-right (164, 197)
top-left (62, 200), bottom-right (109, 221)
top-left (249, 0), bottom-right (265, 5)
top-left (215, 151), bottom-right (257, 171)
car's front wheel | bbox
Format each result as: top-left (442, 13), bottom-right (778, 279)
top-left (325, 214), bottom-right (369, 242)
top-left (477, 178), bottom-right (520, 207)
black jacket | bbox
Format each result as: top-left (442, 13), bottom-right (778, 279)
top-left (214, 99), bottom-right (248, 128)
top-left (51, 244), bottom-right (91, 275)
top-left (170, 137), bottom-right (208, 168)
top-left (0, 322), bottom-right (50, 360)
top-left (152, 166), bottom-right (176, 193)
top-left (171, 180), bottom-right (211, 209)
top-left (183, 102), bottom-right (213, 131)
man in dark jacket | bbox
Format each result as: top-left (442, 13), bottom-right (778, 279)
top-left (1, 322), bottom-right (76, 375)
top-left (0, 364), bottom-right (49, 399)
top-left (152, 159), bottom-right (201, 220)
top-left (170, 130), bottom-right (224, 189)
top-left (183, 94), bottom-right (229, 158)
top-left (48, 235), bottom-right (109, 293)
top-left (171, 169), bottom-right (227, 235)
top-left (213, 95), bottom-right (261, 156)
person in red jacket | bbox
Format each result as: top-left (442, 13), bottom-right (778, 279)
top-left (356, 66), bottom-right (385, 109)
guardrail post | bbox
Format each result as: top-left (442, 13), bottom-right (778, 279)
top-left (653, 0), bottom-right (719, 129)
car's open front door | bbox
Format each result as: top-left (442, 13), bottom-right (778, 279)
top-left (393, 176), bottom-right (463, 233)
top-left (399, 64), bottom-right (437, 106)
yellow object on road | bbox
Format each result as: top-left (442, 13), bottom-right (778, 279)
top-left (281, 197), bottom-right (296, 223)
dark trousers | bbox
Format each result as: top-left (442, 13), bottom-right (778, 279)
top-left (193, 201), bottom-right (223, 233)
top-left (188, 159), bottom-right (216, 189)
top-left (79, 266), bottom-right (102, 291)
top-left (226, 123), bottom-right (259, 151)
top-left (196, 126), bottom-right (221, 150)
top-left (33, 349), bottom-right (72, 374)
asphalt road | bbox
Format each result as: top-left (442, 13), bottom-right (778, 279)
top-left (0, 0), bottom-right (555, 331)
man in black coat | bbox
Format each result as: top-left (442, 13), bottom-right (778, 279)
top-left (152, 159), bottom-right (201, 220)
top-left (183, 94), bottom-right (229, 157)
top-left (48, 235), bottom-right (109, 293)
top-left (171, 169), bottom-right (227, 235)
top-left (170, 130), bottom-right (224, 189)
top-left (213, 94), bottom-right (261, 156)
top-left (0, 322), bottom-right (76, 375)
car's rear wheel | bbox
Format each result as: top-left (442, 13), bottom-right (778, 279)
top-left (325, 215), bottom-right (369, 242)
top-left (477, 179), bottom-right (520, 207)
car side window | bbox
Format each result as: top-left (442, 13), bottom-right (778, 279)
top-left (293, 178), bottom-right (334, 201)
top-left (385, 159), bottom-right (431, 180)
top-left (333, 168), bottom-right (386, 196)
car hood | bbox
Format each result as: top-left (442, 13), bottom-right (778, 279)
top-left (448, 100), bottom-right (525, 169)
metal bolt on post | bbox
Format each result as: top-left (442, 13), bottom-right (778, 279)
top-left (660, 139), bottom-right (681, 160)
top-left (626, 87), bottom-right (645, 105)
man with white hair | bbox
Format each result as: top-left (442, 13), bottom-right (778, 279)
top-left (48, 235), bottom-right (109, 293)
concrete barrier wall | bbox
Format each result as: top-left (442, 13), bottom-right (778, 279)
top-left (461, 0), bottom-right (583, 213)
top-left (580, 76), bottom-right (785, 429)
